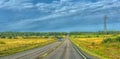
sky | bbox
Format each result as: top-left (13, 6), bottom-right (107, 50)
top-left (0, 0), bottom-right (120, 32)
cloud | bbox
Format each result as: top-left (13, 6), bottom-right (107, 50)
top-left (0, 0), bottom-right (33, 10)
top-left (0, 0), bottom-right (120, 32)
top-left (60, 0), bottom-right (72, 2)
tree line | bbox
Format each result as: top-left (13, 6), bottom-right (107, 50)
top-left (0, 31), bottom-right (120, 39)
top-left (0, 32), bottom-right (67, 39)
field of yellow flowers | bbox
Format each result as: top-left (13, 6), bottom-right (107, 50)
top-left (0, 38), bottom-right (56, 56)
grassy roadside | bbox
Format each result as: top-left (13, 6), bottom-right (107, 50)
top-left (0, 38), bottom-right (57, 57)
top-left (70, 36), bottom-right (120, 59)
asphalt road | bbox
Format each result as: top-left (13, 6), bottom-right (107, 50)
top-left (0, 37), bottom-right (98, 59)
top-left (40, 39), bottom-right (85, 59)
top-left (0, 42), bottom-right (61, 59)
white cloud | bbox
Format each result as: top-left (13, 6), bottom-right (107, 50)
top-left (21, 3), bottom-right (34, 8)
top-left (0, 0), bottom-right (33, 10)
top-left (1, 0), bottom-right (120, 31)
top-left (0, 0), bottom-right (119, 12)
top-left (9, 0), bottom-right (120, 24)
top-left (60, 0), bottom-right (72, 2)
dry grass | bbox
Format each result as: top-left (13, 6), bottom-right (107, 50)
top-left (0, 38), bottom-right (56, 56)
top-left (71, 37), bottom-right (120, 59)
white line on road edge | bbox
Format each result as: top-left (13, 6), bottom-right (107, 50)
top-left (74, 46), bottom-right (87, 59)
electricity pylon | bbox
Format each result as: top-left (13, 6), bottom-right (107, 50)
top-left (104, 15), bottom-right (107, 38)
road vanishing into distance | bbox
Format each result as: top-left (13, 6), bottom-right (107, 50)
top-left (41, 38), bottom-right (85, 59)
top-left (0, 37), bottom-right (98, 59)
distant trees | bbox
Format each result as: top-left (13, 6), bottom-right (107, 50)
top-left (0, 31), bottom-right (120, 39)
top-left (69, 31), bottom-right (120, 35)
top-left (0, 32), bottom-right (67, 39)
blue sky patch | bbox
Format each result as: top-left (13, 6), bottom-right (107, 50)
top-left (0, 0), bottom-right (120, 32)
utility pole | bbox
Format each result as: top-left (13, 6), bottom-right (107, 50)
top-left (104, 15), bottom-right (107, 38)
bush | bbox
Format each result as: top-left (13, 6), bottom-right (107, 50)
top-left (87, 36), bottom-right (91, 38)
top-left (0, 41), bottom-right (6, 44)
top-left (102, 38), bottom-right (113, 43)
top-left (91, 42), bottom-right (95, 46)
top-left (96, 35), bottom-right (99, 37)
top-left (115, 37), bottom-right (120, 42)
top-left (0, 35), bottom-right (6, 38)
top-left (102, 37), bottom-right (120, 43)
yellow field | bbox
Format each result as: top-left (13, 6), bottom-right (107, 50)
top-left (71, 37), bottom-right (120, 59)
top-left (0, 38), bottom-right (56, 56)
top-left (77, 38), bottom-right (103, 43)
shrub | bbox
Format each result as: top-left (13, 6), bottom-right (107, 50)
top-left (102, 38), bottom-right (113, 43)
top-left (91, 42), bottom-right (95, 46)
top-left (102, 37), bottom-right (120, 43)
top-left (87, 36), bottom-right (91, 38)
top-left (0, 41), bottom-right (6, 44)
top-left (96, 35), bottom-right (99, 37)
top-left (115, 37), bottom-right (120, 42)
top-left (0, 35), bottom-right (6, 38)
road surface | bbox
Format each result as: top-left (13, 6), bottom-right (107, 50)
top-left (0, 42), bottom-right (61, 59)
top-left (0, 38), bottom-right (98, 59)
top-left (39, 38), bottom-right (85, 59)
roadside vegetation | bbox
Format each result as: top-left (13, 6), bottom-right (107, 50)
top-left (0, 31), bottom-right (120, 58)
top-left (0, 39), bottom-right (56, 56)
top-left (70, 32), bottom-right (120, 59)
top-left (0, 32), bottom-right (66, 56)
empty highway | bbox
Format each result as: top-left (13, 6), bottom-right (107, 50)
top-left (0, 42), bottom-right (61, 59)
top-left (0, 37), bottom-right (97, 59)
top-left (40, 38), bottom-right (84, 59)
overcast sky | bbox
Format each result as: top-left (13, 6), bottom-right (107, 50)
top-left (0, 0), bottom-right (120, 32)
